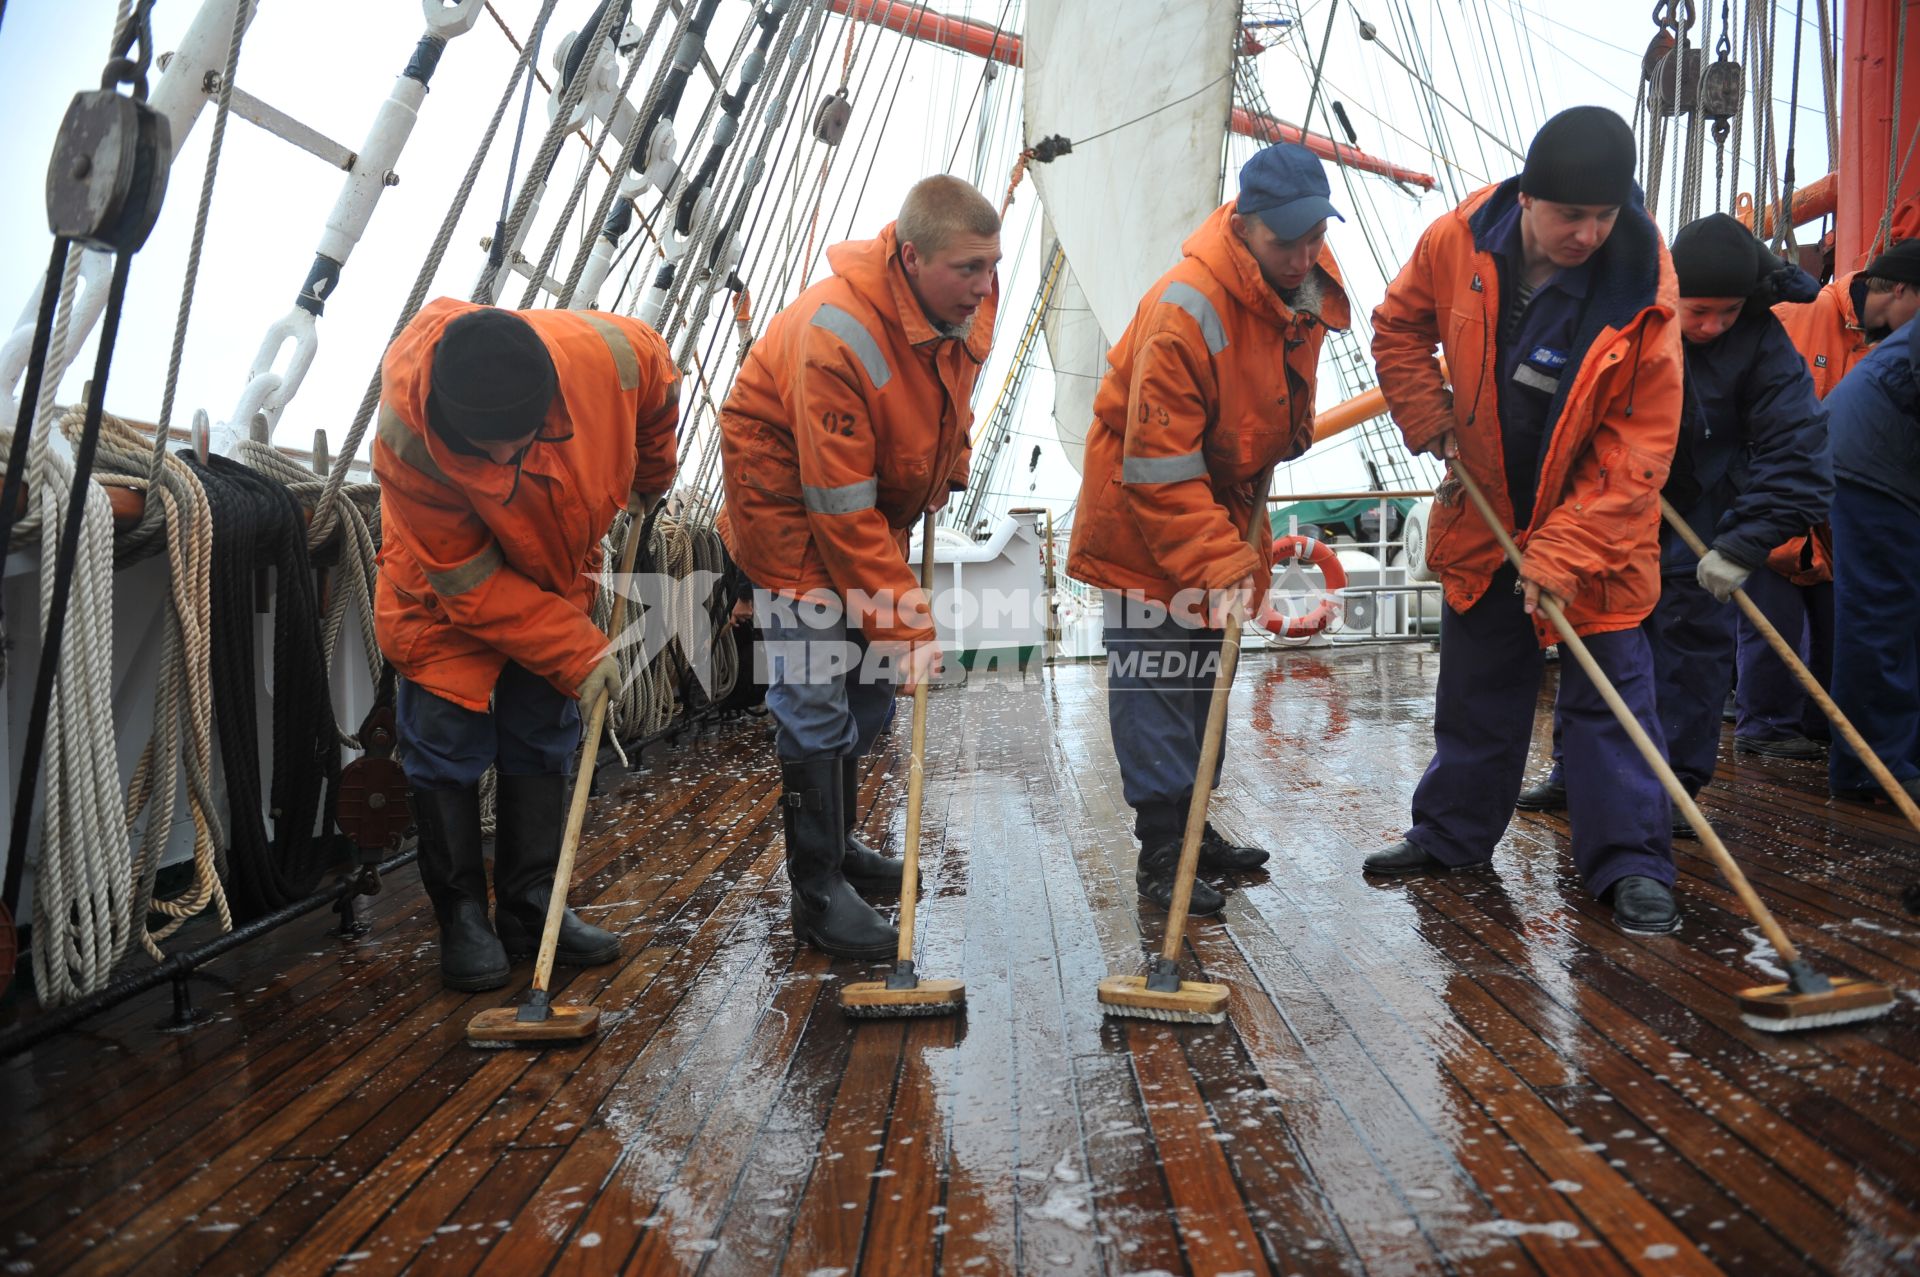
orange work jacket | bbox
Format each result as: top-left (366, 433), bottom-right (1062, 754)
top-left (1765, 272), bottom-right (1873, 584)
top-left (1372, 180), bottom-right (1684, 644)
top-left (717, 223), bottom-right (997, 644)
top-left (1066, 202), bottom-right (1349, 604)
top-left (374, 298), bottom-right (678, 711)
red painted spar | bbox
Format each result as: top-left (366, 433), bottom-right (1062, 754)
top-left (825, 0), bottom-right (1440, 192)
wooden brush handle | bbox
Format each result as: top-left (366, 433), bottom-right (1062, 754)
top-left (1160, 470), bottom-right (1271, 962)
top-left (531, 517), bottom-right (647, 995)
top-left (1453, 467), bottom-right (1801, 964)
top-left (896, 512), bottom-right (937, 965)
top-left (1660, 497), bottom-right (1920, 838)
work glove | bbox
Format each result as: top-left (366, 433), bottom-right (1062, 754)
top-left (1696, 548), bottom-right (1752, 603)
top-left (573, 654), bottom-right (622, 708)
top-left (1760, 256), bottom-right (1822, 305)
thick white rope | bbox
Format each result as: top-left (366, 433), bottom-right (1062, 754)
top-left (27, 254), bottom-right (134, 1005)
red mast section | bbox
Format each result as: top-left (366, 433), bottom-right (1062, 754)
top-left (1836, 0), bottom-right (1920, 269)
top-left (826, 0), bottom-right (1439, 192)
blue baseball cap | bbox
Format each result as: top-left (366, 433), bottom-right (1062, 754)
top-left (1237, 143), bottom-right (1344, 241)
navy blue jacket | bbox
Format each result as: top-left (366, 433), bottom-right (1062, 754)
top-left (1828, 317), bottom-right (1920, 516)
top-left (1661, 306), bottom-right (1830, 573)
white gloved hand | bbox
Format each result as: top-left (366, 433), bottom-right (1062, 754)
top-left (573, 655), bottom-right (622, 709)
top-left (1696, 548), bottom-right (1752, 603)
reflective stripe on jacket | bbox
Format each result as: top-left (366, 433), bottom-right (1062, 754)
top-left (1066, 202), bottom-right (1350, 603)
top-left (717, 223), bottom-right (997, 644)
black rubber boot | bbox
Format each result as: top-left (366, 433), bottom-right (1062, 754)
top-left (411, 785), bottom-right (510, 991)
top-left (1199, 823), bottom-right (1270, 872)
top-left (492, 773), bottom-right (621, 966)
top-left (1136, 835), bottom-right (1227, 916)
top-left (840, 759), bottom-right (907, 895)
top-left (1514, 775), bottom-right (1568, 811)
top-left (785, 758), bottom-right (898, 959)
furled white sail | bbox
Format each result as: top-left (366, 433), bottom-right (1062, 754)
top-left (1023, 0), bottom-right (1238, 472)
top-left (1039, 226), bottom-right (1100, 473)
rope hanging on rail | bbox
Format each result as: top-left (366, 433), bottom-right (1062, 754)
top-left (184, 452), bottom-right (344, 921)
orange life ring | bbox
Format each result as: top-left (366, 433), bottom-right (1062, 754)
top-left (1261, 534), bottom-right (1346, 638)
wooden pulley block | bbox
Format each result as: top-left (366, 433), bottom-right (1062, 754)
top-left (45, 88), bottom-right (172, 254)
top-left (337, 707), bottom-right (412, 861)
top-left (813, 87), bottom-right (852, 146)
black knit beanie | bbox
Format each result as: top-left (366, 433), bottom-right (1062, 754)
top-left (1864, 239), bottom-right (1920, 287)
top-left (1520, 106), bottom-right (1637, 207)
top-left (1672, 213), bottom-right (1766, 297)
top-left (428, 308), bottom-right (557, 442)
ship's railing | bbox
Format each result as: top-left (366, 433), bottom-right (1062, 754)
top-left (1047, 489), bottom-right (1443, 660)
top-left (1257, 488), bottom-right (1441, 647)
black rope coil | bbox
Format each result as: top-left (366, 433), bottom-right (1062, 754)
top-left (181, 452), bottom-right (344, 918)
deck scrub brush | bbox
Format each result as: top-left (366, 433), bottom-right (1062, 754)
top-left (842, 515), bottom-right (964, 1019)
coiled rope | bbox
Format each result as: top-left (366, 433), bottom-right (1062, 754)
top-left (183, 454), bottom-right (342, 919)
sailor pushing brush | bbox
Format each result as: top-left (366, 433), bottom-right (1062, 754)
top-left (717, 175), bottom-right (1002, 966)
top-left (1068, 142), bottom-right (1351, 926)
top-left (1367, 107), bottom-right (1691, 933)
top-left (374, 300), bottom-right (679, 993)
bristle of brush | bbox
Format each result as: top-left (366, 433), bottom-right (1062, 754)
top-left (1740, 1002), bottom-right (1895, 1033)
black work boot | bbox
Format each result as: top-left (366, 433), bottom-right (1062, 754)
top-left (411, 785), bottom-right (510, 991)
top-left (784, 758), bottom-right (898, 959)
top-left (1136, 833), bottom-right (1227, 916)
top-left (840, 758), bottom-right (907, 895)
top-left (1199, 822), bottom-right (1270, 872)
top-left (1608, 875), bottom-right (1680, 934)
top-left (491, 773), bottom-right (621, 966)
top-left (1515, 774), bottom-right (1568, 811)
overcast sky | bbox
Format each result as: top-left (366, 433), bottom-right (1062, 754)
top-left (0, 0), bottom-right (1835, 518)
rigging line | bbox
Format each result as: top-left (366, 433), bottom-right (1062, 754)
top-left (825, 1), bottom-right (930, 257)
top-left (1387, 0), bottom-right (1467, 202)
top-left (486, 1), bottom-right (616, 178)
top-left (1360, 9), bottom-right (1523, 161)
top-left (1066, 71), bottom-right (1236, 151)
top-left (1873, 0), bottom-right (1910, 257)
top-left (1774, 0), bottom-right (1806, 250)
top-left (1424, 0), bottom-right (1497, 179)
top-left (1301, 0), bottom-right (1341, 128)
top-left (1335, 30), bottom-right (1490, 184)
top-left (738, 0), bottom-right (864, 322)
top-left (315, 0), bottom-right (562, 535)
top-left (491, 0), bottom-right (546, 237)
top-left (725, 3), bottom-right (838, 313)
top-left (663, 0), bottom-right (820, 349)
top-left (944, 0), bottom-right (1017, 174)
top-left (1467, 0), bottom-right (1527, 150)
top-left (1484, 0), bottom-right (1639, 58)
top-left (528, 0), bottom-right (685, 309)
top-left (473, 0), bottom-right (629, 304)
top-left (778, 0), bottom-right (918, 307)
top-left (1501, 0), bottom-right (1550, 124)
top-left (156, 0), bottom-right (247, 440)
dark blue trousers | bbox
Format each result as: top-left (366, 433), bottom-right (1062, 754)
top-left (1408, 566), bottom-right (1672, 895)
top-left (396, 662), bottom-right (582, 791)
top-left (1829, 480), bottom-right (1920, 792)
top-left (1103, 591), bottom-right (1225, 837)
top-left (1735, 568), bottom-right (1834, 743)
top-left (755, 591), bottom-right (897, 763)
top-left (1644, 573), bottom-right (1737, 795)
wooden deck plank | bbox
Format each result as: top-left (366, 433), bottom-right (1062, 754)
top-left (4, 648), bottom-right (1916, 1277)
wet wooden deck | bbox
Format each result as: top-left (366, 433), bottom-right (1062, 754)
top-left (3, 644), bottom-right (1918, 1275)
